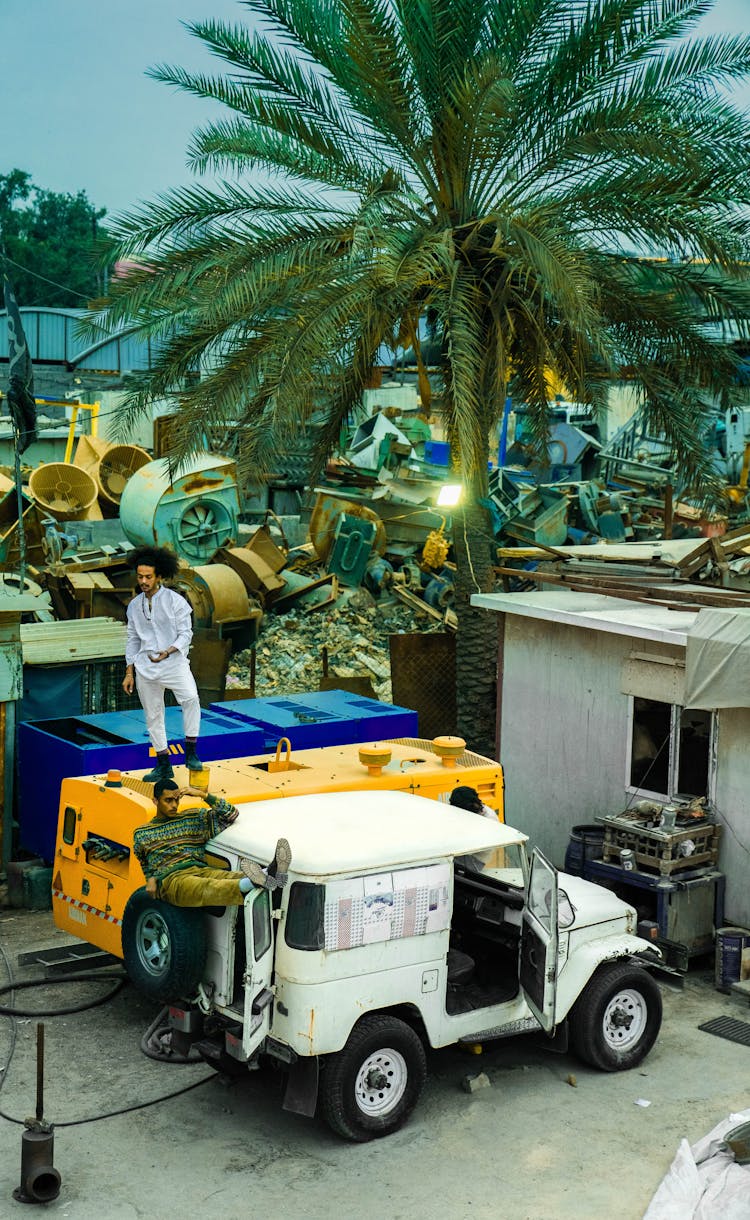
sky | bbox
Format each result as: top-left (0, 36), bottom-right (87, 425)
top-left (1, 0), bottom-right (749, 220)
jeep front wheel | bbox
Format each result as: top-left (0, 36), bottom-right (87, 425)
top-left (320, 1015), bottom-right (427, 1141)
top-left (568, 962), bottom-right (662, 1071)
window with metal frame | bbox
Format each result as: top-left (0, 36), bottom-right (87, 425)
top-left (627, 697), bottom-right (713, 800)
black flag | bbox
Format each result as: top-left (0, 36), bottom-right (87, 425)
top-left (3, 261), bottom-right (37, 453)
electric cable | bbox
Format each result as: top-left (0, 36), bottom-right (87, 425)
top-left (1, 254), bottom-right (92, 301)
top-left (623, 730), bottom-right (671, 811)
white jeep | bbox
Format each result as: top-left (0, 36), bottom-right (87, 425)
top-left (122, 789), bottom-right (662, 1141)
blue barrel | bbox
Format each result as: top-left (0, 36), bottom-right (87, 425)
top-left (715, 928), bottom-right (750, 992)
top-left (564, 825), bottom-right (605, 876)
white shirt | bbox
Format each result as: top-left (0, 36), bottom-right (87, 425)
top-left (125, 585), bottom-right (193, 681)
top-left (457, 803), bottom-right (498, 870)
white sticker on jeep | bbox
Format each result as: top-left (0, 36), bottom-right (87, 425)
top-left (324, 864), bottom-right (451, 950)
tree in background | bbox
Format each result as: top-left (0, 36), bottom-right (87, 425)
top-left (0, 170), bottom-right (110, 307)
top-left (91, 0), bottom-right (750, 755)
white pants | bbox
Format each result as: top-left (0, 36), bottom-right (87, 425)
top-left (135, 661), bottom-right (201, 753)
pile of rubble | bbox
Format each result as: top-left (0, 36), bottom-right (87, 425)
top-left (229, 587), bottom-right (437, 702)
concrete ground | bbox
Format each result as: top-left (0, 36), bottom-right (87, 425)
top-left (1, 909), bottom-right (749, 1220)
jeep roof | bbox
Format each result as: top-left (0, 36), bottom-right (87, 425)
top-left (213, 789), bottom-right (526, 877)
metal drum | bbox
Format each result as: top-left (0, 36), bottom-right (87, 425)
top-left (715, 927), bottom-right (750, 992)
top-left (173, 564), bottom-right (253, 628)
top-left (119, 455), bottom-right (240, 563)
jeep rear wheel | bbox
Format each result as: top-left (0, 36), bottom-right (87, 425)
top-left (320, 1015), bottom-right (427, 1141)
top-left (121, 888), bottom-right (207, 1003)
top-left (569, 962), bottom-right (662, 1071)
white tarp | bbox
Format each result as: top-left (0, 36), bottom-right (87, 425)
top-left (644, 1108), bottom-right (750, 1220)
top-left (684, 608), bottom-right (750, 709)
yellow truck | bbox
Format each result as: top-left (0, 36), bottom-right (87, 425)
top-left (51, 734), bottom-right (504, 960)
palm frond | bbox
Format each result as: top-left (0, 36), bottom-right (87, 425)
top-left (93, 0), bottom-right (750, 493)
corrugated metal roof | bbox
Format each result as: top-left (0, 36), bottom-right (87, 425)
top-left (0, 307), bottom-right (159, 372)
top-left (71, 328), bottom-right (163, 373)
top-left (0, 308), bottom-right (85, 363)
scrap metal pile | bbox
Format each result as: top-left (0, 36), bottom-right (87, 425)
top-left (6, 390), bottom-right (750, 657)
top-left (0, 434), bottom-right (457, 698)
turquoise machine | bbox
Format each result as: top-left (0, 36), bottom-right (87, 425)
top-left (119, 455), bottom-right (240, 564)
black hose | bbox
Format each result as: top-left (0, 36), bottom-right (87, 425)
top-left (0, 946), bottom-right (215, 1127)
top-left (0, 971), bottom-right (127, 1016)
top-left (140, 1004), bottom-right (207, 1064)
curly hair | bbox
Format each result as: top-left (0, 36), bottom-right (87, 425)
top-left (130, 546), bottom-right (180, 581)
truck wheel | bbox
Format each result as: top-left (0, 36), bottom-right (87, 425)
top-left (568, 962), bottom-right (662, 1071)
top-left (320, 1015), bottom-right (427, 1142)
top-left (121, 888), bottom-right (207, 1003)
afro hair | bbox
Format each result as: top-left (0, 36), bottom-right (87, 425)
top-left (130, 546), bottom-right (180, 581)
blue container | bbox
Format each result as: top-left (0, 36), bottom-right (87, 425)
top-left (17, 708), bottom-right (265, 862)
top-left (424, 440), bottom-right (450, 466)
top-left (564, 825), bottom-right (605, 876)
top-left (211, 689), bottom-right (418, 750)
top-left (18, 690), bottom-right (418, 863)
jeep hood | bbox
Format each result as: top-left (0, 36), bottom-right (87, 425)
top-left (558, 871), bottom-right (635, 928)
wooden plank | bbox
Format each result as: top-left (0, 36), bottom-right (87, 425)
top-left (493, 566), bottom-right (750, 609)
top-left (393, 584), bottom-right (444, 622)
top-left (20, 617), bottom-right (126, 664)
top-left (708, 537), bottom-right (730, 586)
top-left (676, 540), bottom-right (710, 577)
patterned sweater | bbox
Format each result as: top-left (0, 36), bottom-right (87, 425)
top-left (133, 798), bottom-right (239, 883)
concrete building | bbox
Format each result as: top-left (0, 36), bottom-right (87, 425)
top-left (473, 587), bottom-right (750, 928)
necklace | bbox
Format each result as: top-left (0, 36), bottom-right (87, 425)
top-left (142, 594), bottom-right (153, 620)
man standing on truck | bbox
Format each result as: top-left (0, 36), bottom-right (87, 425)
top-left (133, 779), bottom-right (292, 905)
top-left (122, 545), bottom-right (201, 784)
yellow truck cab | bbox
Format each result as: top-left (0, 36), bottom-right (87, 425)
top-left (50, 736), bottom-right (662, 1141)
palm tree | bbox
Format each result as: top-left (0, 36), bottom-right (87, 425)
top-left (94, 0), bottom-right (750, 756)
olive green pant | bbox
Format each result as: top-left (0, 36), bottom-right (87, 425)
top-left (159, 867), bottom-right (245, 907)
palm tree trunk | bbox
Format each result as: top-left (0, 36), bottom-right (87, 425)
top-left (452, 495), bottom-right (499, 758)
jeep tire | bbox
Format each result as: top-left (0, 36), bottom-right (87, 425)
top-left (568, 961), bottom-right (662, 1071)
top-left (320, 1014), bottom-right (427, 1141)
top-left (121, 887), bottom-right (207, 1002)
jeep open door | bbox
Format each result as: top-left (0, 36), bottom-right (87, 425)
top-left (519, 848), bottom-right (558, 1032)
top-left (241, 887), bottom-right (276, 1059)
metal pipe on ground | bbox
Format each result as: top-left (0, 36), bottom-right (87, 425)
top-left (13, 1024), bottom-right (61, 1205)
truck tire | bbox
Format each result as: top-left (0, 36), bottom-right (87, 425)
top-left (568, 961), bottom-right (662, 1071)
top-left (121, 888), bottom-right (207, 1003)
top-left (320, 1014), bottom-right (427, 1142)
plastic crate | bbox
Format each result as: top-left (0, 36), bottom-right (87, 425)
top-left (599, 814), bottom-right (721, 876)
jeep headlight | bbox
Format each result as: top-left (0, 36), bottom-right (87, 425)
top-left (558, 889), bottom-right (576, 929)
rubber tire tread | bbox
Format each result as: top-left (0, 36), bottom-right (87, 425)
top-left (568, 961), bottom-right (662, 1072)
top-left (320, 1014), bottom-right (427, 1142)
top-left (121, 887), bottom-right (207, 1002)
